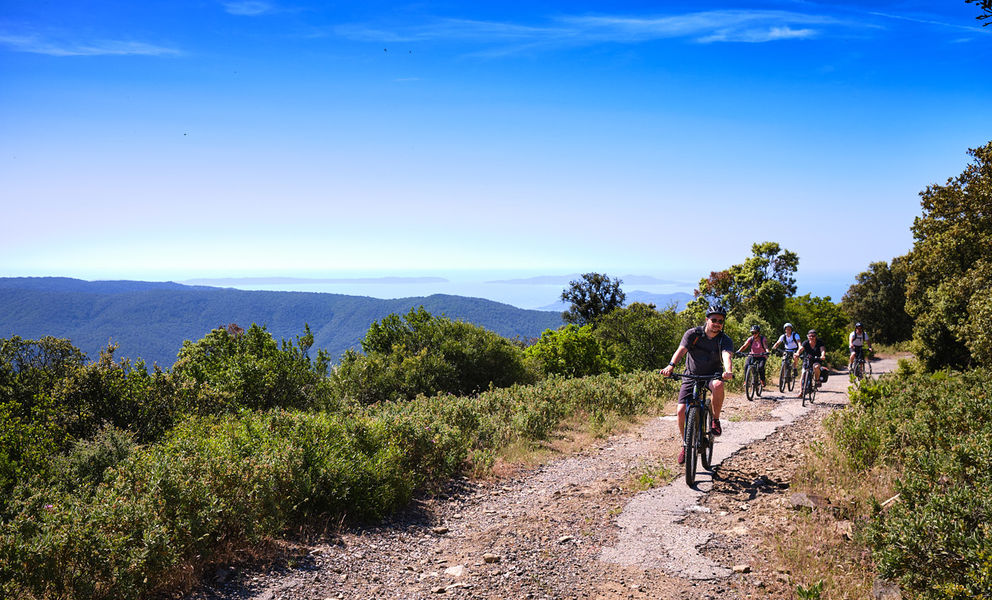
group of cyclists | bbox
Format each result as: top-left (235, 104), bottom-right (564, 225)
top-left (660, 305), bottom-right (873, 466)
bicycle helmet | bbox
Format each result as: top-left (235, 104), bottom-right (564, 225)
top-left (783, 322), bottom-right (793, 330)
top-left (808, 329), bottom-right (818, 336)
top-left (855, 322), bottom-right (863, 328)
top-left (750, 325), bottom-right (760, 333)
top-left (706, 305), bottom-right (727, 317)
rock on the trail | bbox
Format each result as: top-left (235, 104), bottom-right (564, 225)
top-left (482, 553), bottom-right (501, 564)
top-left (732, 564), bottom-right (751, 574)
top-left (444, 565), bottom-right (466, 577)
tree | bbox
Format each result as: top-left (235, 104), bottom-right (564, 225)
top-left (905, 141), bottom-right (992, 370)
top-left (561, 273), bottom-right (626, 326)
top-left (783, 293), bottom-right (849, 359)
top-left (841, 256), bottom-right (913, 344)
top-left (966, 0), bottom-right (992, 25)
top-left (689, 242), bottom-right (799, 325)
top-left (592, 302), bottom-right (686, 373)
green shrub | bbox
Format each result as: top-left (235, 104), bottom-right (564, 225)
top-left (592, 302), bottom-right (684, 373)
top-left (829, 370), bottom-right (992, 598)
top-left (330, 308), bottom-right (530, 403)
top-left (525, 324), bottom-right (618, 378)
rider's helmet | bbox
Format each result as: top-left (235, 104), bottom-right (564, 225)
top-left (855, 322), bottom-right (863, 328)
top-left (783, 322), bottom-right (793, 330)
top-left (808, 329), bottom-right (818, 336)
top-left (706, 305), bottom-right (727, 318)
top-left (750, 325), bottom-right (760, 333)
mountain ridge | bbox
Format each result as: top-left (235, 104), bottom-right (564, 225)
top-left (0, 278), bottom-right (563, 368)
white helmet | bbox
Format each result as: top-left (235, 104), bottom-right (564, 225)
top-left (784, 322), bottom-right (793, 330)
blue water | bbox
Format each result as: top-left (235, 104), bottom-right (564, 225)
top-left (181, 269), bottom-right (853, 311)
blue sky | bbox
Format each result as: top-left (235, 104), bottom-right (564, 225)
top-left (2, 1), bottom-right (990, 301)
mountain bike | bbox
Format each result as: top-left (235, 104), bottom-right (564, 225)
top-left (777, 349), bottom-right (797, 393)
top-left (739, 351), bottom-right (768, 401)
top-left (669, 372), bottom-right (724, 487)
top-left (799, 353), bottom-right (819, 407)
top-left (852, 346), bottom-right (872, 380)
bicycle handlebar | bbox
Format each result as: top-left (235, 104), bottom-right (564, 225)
top-left (667, 372), bottom-right (727, 382)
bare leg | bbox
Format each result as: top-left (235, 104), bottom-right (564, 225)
top-left (709, 380), bottom-right (725, 420)
top-left (677, 402), bottom-right (686, 440)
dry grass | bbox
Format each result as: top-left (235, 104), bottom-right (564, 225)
top-left (773, 433), bottom-right (900, 599)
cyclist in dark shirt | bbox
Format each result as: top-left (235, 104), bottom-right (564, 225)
top-left (797, 329), bottom-right (827, 396)
top-left (660, 305), bottom-right (734, 465)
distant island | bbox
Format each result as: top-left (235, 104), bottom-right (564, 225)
top-left (183, 276), bottom-right (449, 285)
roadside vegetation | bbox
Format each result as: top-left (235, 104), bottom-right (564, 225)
top-left (3, 137), bottom-right (985, 599)
top-left (778, 141), bottom-right (992, 600)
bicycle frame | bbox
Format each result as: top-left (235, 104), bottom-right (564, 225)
top-left (670, 372), bottom-right (723, 487)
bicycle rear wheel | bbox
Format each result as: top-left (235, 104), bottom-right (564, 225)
top-left (684, 406), bottom-right (698, 486)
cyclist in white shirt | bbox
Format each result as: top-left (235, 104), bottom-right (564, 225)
top-left (771, 322), bottom-right (801, 376)
top-left (848, 322), bottom-right (872, 371)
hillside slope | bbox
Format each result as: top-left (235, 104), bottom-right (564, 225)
top-left (0, 278), bottom-right (563, 367)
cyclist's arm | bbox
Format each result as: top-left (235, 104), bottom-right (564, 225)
top-left (721, 350), bottom-right (734, 380)
top-left (660, 345), bottom-right (688, 377)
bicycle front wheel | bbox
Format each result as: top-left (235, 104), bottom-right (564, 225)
top-left (745, 365), bottom-right (756, 401)
top-left (684, 406), bottom-right (698, 486)
top-left (779, 361), bottom-right (787, 393)
top-left (700, 407), bottom-right (714, 471)
top-left (800, 371), bottom-right (808, 406)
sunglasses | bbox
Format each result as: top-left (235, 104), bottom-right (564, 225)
top-left (710, 318), bottom-right (724, 324)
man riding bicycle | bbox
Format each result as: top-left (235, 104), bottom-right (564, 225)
top-left (797, 329), bottom-right (827, 396)
top-left (660, 305), bottom-right (734, 465)
top-left (848, 322), bottom-right (872, 371)
top-left (771, 322), bottom-right (801, 376)
top-left (738, 325), bottom-right (769, 387)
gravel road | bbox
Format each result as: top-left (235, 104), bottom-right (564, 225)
top-left (187, 358), bottom-right (898, 600)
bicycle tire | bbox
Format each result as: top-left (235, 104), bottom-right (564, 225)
top-left (700, 407), bottom-right (714, 471)
top-left (788, 367), bottom-right (796, 392)
top-left (745, 364), bottom-right (755, 401)
top-left (684, 406), bottom-right (698, 486)
top-left (756, 361), bottom-right (764, 397)
top-left (779, 361), bottom-right (787, 393)
top-left (866, 360), bottom-right (872, 377)
top-left (810, 371), bottom-right (818, 403)
top-left (800, 370), bottom-right (808, 406)
top-left (854, 361), bottom-right (863, 379)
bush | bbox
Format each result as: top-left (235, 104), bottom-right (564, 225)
top-left (330, 308), bottom-right (530, 404)
top-left (525, 324), bottom-right (618, 378)
top-left (592, 302), bottom-right (685, 373)
top-left (830, 370), bottom-right (992, 598)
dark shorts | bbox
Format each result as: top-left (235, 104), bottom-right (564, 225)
top-left (678, 375), bottom-right (721, 405)
top-left (851, 346), bottom-right (865, 357)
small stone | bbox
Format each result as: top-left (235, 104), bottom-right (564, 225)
top-left (558, 535), bottom-right (575, 544)
top-left (432, 526), bottom-right (449, 535)
top-left (687, 505), bottom-right (712, 514)
top-left (483, 553), bottom-right (501, 564)
top-left (732, 564), bottom-right (751, 574)
top-left (432, 586), bottom-right (446, 594)
top-left (444, 565), bottom-right (466, 577)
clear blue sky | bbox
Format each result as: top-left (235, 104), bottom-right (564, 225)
top-left (2, 1), bottom-right (990, 297)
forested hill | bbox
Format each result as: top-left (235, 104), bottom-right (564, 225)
top-left (0, 277), bottom-right (564, 367)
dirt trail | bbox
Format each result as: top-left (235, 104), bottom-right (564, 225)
top-left (188, 358), bottom-right (898, 600)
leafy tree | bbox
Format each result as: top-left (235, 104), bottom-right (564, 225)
top-left (904, 141), bottom-right (992, 370)
top-left (561, 273), bottom-right (626, 326)
top-left (332, 307), bottom-right (530, 403)
top-left (592, 302), bottom-right (685, 372)
top-left (841, 256), bottom-right (913, 344)
top-left (688, 242), bottom-right (799, 325)
top-left (525, 324), bottom-right (618, 378)
top-left (172, 322), bottom-right (331, 411)
top-left (966, 0), bottom-right (992, 25)
top-left (783, 293), bottom-right (849, 360)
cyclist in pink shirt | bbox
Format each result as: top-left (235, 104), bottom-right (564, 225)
top-left (738, 325), bottom-right (769, 387)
